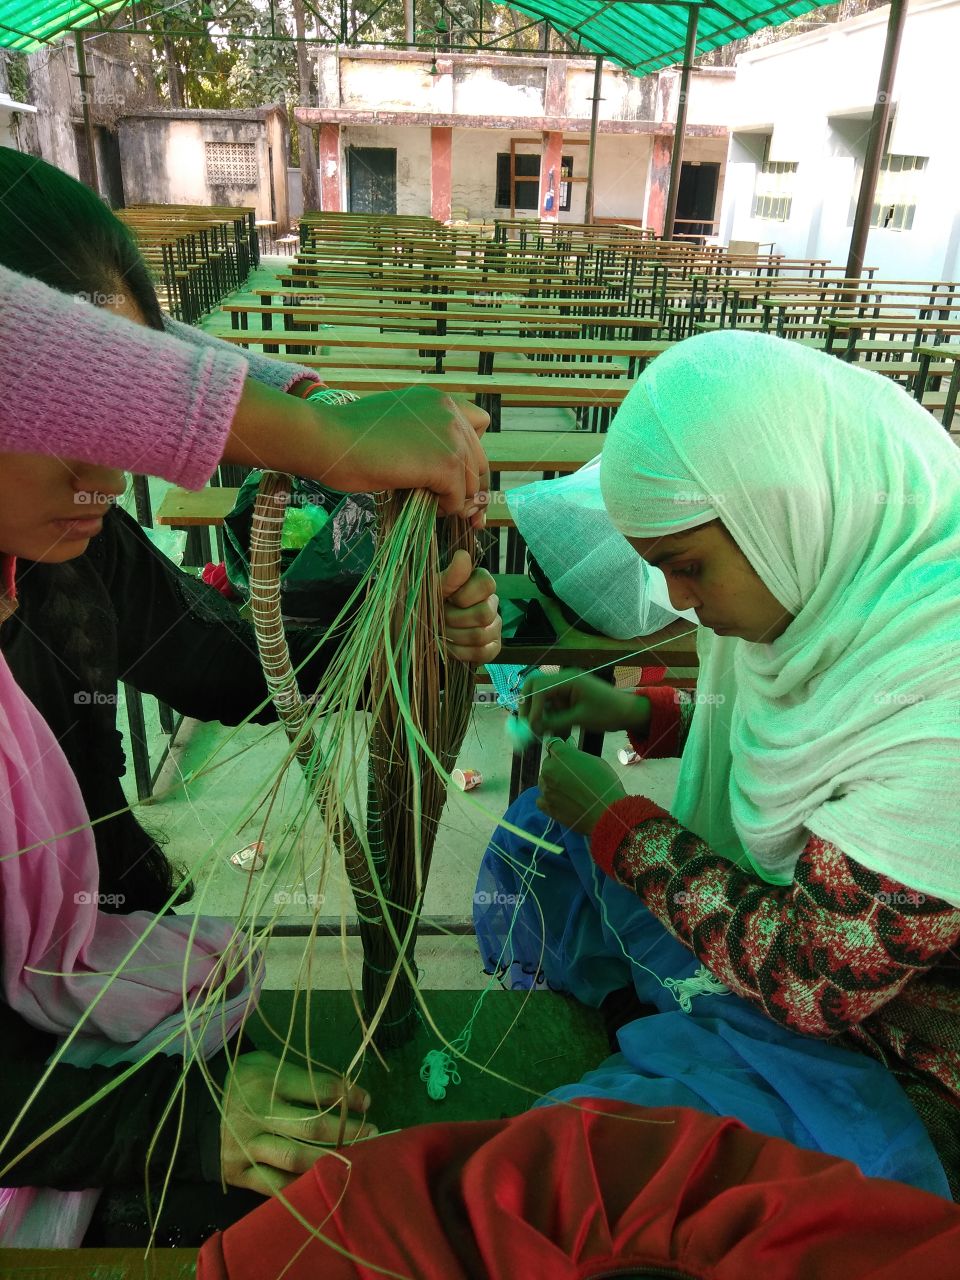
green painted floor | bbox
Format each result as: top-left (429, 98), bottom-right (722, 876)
top-left (250, 988), bottom-right (610, 1129)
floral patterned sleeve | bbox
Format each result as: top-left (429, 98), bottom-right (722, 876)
top-left (591, 796), bottom-right (960, 1038)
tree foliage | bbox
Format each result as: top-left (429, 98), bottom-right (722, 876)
top-left (135, 0), bottom-right (545, 116)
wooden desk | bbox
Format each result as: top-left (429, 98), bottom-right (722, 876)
top-left (224, 300), bottom-right (588, 332)
top-left (824, 315), bottom-right (960, 358)
top-left (0, 1248), bottom-right (197, 1277)
top-left (251, 286), bottom-right (629, 312)
top-left (308, 368), bottom-right (634, 431)
top-left (914, 343), bottom-right (960, 431)
top-left (211, 328), bottom-right (669, 377)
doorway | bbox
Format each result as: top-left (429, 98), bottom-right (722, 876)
top-left (347, 147), bottom-right (397, 214)
top-left (676, 161), bottom-right (720, 241)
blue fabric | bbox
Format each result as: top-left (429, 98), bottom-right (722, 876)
top-left (474, 788), bottom-right (951, 1199)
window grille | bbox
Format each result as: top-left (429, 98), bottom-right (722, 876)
top-left (870, 154), bottom-right (926, 231)
top-left (752, 159), bottom-right (797, 222)
top-left (205, 141), bottom-right (259, 187)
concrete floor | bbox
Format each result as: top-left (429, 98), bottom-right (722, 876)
top-left (126, 700), bottom-right (680, 992)
top-left (117, 258), bottom-right (675, 995)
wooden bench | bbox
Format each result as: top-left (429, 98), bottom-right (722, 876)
top-left (209, 327), bottom-right (669, 377)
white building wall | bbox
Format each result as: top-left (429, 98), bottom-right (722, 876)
top-left (719, 0), bottom-right (960, 278)
top-left (451, 127), bottom-right (516, 223)
top-left (339, 122), bottom-right (433, 216)
top-left (448, 128), bottom-right (657, 224)
top-left (591, 134), bottom-right (654, 221)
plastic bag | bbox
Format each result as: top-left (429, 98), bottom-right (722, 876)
top-left (506, 458), bottom-right (697, 639)
top-left (223, 472), bottom-right (376, 626)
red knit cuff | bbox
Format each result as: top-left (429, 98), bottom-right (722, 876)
top-left (592, 794), bottom-right (670, 879)
top-left (627, 685), bottom-right (682, 758)
top-left (291, 377), bottom-right (326, 398)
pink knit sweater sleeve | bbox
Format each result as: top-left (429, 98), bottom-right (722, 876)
top-left (0, 264), bottom-right (248, 489)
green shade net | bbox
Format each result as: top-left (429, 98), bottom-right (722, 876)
top-left (508, 0), bottom-right (827, 72)
top-left (0, 2), bottom-right (128, 51)
top-left (1, 0), bottom-right (834, 70)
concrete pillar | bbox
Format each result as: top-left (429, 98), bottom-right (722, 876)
top-left (319, 123), bottom-right (341, 212)
top-left (431, 126), bottom-right (453, 224)
top-left (538, 130), bottom-right (564, 223)
top-left (646, 134), bottom-right (673, 236)
top-left (544, 56), bottom-right (566, 117)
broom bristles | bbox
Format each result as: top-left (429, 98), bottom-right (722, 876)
top-left (249, 477), bottom-right (476, 1049)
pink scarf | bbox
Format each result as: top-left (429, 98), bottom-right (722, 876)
top-left (0, 594), bottom-right (257, 1245)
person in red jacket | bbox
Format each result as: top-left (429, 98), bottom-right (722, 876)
top-left (197, 1098), bottom-right (960, 1280)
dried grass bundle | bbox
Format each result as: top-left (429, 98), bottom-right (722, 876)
top-left (249, 474), bottom-right (475, 1048)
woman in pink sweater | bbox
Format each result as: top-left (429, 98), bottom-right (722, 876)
top-left (0, 253), bottom-right (489, 1246)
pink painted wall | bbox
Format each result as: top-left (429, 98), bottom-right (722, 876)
top-left (319, 123), bottom-right (341, 212)
top-left (646, 134), bottom-right (673, 236)
top-left (537, 130), bottom-right (564, 223)
top-left (430, 126), bottom-right (453, 223)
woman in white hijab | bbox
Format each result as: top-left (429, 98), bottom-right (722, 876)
top-left (503, 330), bottom-right (960, 1196)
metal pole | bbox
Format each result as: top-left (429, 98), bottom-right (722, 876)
top-left (73, 31), bottom-right (99, 196)
top-left (404, 0), bottom-right (414, 45)
top-left (584, 53), bottom-right (603, 224)
top-left (662, 4), bottom-right (699, 241)
top-left (845, 0), bottom-right (907, 281)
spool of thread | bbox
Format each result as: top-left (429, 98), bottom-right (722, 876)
top-left (452, 767), bottom-right (483, 791)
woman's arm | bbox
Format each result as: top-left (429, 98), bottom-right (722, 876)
top-left (627, 686), bottom-right (697, 759)
top-left (0, 264), bottom-right (489, 514)
top-left (591, 798), bottom-right (960, 1038)
top-left (161, 315), bottom-right (322, 398)
top-left (0, 263), bottom-right (246, 488)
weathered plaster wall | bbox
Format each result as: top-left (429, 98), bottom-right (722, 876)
top-left (21, 35), bottom-right (155, 181)
top-left (117, 113), bottom-right (282, 223)
top-left (339, 122), bottom-right (432, 215)
top-left (592, 133), bottom-right (655, 222)
top-left (565, 64), bottom-right (659, 122)
top-left (453, 63), bottom-right (546, 116)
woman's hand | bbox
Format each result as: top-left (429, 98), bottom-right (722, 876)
top-left (226, 383), bottom-right (490, 528)
top-left (320, 388), bottom-right (490, 526)
top-left (537, 742), bottom-right (627, 836)
top-left (221, 1051), bottom-right (375, 1195)
top-left (521, 670), bottom-right (651, 740)
top-left (441, 551), bottom-right (501, 664)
